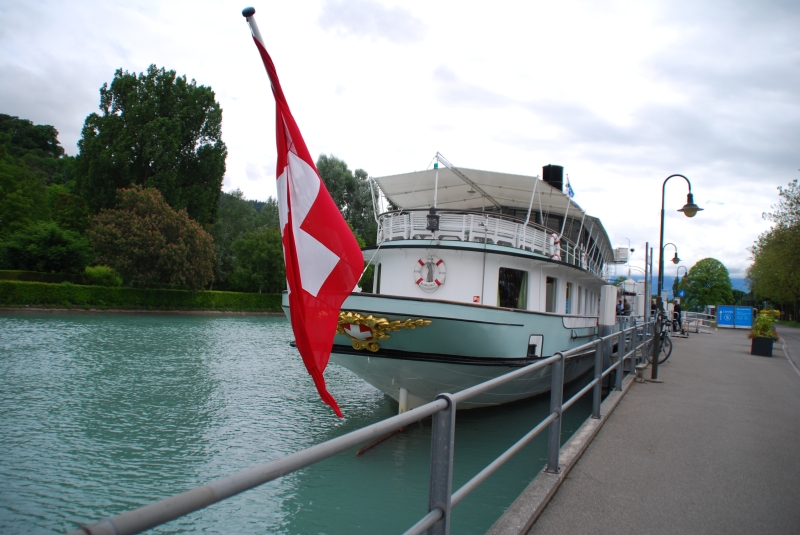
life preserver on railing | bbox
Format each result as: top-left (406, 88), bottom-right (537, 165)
top-left (413, 256), bottom-right (446, 293)
top-left (549, 233), bottom-right (561, 260)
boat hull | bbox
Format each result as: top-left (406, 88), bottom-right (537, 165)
top-left (282, 292), bottom-right (600, 409)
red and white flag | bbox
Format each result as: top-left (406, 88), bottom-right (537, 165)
top-left (245, 9), bottom-right (363, 417)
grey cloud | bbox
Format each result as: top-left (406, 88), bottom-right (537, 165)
top-left (318, 0), bottom-right (426, 44)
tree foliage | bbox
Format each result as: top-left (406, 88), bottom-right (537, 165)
top-left (0, 115), bottom-right (76, 237)
top-left (0, 221), bottom-right (91, 273)
top-left (208, 190), bottom-right (280, 287)
top-left (75, 65), bottom-right (227, 225)
top-left (316, 154), bottom-right (376, 246)
top-left (228, 228), bottom-right (285, 293)
top-left (747, 180), bottom-right (800, 318)
top-left (88, 186), bottom-right (215, 289)
top-left (680, 258), bottom-right (733, 311)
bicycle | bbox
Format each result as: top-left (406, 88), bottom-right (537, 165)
top-left (646, 310), bottom-right (673, 365)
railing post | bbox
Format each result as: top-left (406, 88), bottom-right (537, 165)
top-left (615, 330), bottom-right (625, 391)
top-left (592, 341), bottom-right (602, 419)
top-left (428, 393), bottom-right (456, 535)
top-left (545, 353), bottom-right (565, 474)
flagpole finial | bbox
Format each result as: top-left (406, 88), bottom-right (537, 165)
top-left (242, 6), bottom-right (255, 17)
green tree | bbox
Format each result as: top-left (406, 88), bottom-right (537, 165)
top-left (0, 221), bottom-right (91, 273)
top-left (681, 258), bottom-right (734, 311)
top-left (88, 185), bottom-right (215, 289)
top-left (208, 189), bottom-right (260, 286)
top-left (612, 276), bottom-right (627, 287)
top-left (75, 65), bottom-right (227, 225)
top-left (316, 154), bottom-right (377, 246)
top-left (748, 179), bottom-right (800, 319)
top-left (228, 228), bottom-right (286, 293)
top-left (0, 115), bottom-right (77, 236)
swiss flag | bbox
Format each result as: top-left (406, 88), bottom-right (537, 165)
top-left (246, 12), bottom-right (363, 417)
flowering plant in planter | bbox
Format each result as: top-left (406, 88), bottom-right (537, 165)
top-left (748, 313), bottom-right (778, 340)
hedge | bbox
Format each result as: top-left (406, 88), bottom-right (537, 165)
top-left (0, 281), bottom-right (283, 312)
top-left (0, 270), bottom-right (84, 284)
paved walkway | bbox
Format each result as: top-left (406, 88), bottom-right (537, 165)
top-left (529, 327), bottom-right (800, 535)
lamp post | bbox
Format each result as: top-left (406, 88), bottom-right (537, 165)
top-left (663, 242), bottom-right (681, 266)
top-left (653, 175), bottom-right (702, 380)
top-left (675, 265), bottom-right (688, 296)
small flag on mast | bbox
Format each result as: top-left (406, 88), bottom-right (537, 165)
top-left (243, 7), bottom-right (364, 417)
top-left (566, 176), bottom-right (575, 198)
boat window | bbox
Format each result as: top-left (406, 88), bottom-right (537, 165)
top-left (545, 276), bottom-right (557, 313)
top-left (577, 285), bottom-right (583, 315)
top-left (565, 282), bottom-right (572, 314)
top-left (375, 263), bottom-right (381, 294)
top-left (498, 268), bottom-right (528, 309)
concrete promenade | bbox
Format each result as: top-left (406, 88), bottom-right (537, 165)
top-left (529, 326), bottom-right (800, 534)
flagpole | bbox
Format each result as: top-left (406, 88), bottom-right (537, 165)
top-left (242, 7), bottom-right (264, 44)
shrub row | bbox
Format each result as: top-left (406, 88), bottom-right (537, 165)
top-left (0, 281), bottom-right (283, 312)
top-left (0, 270), bottom-right (84, 284)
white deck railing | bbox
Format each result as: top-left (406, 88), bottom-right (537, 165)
top-left (377, 210), bottom-right (607, 279)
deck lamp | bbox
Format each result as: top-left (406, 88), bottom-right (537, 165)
top-left (426, 206), bottom-right (440, 232)
top-left (654, 175), bottom-right (702, 380)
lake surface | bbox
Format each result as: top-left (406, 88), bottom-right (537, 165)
top-left (0, 312), bottom-right (598, 534)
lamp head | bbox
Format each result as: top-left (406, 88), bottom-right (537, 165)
top-left (678, 192), bottom-right (703, 218)
top-left (671, 252), bottom-right (680, 265)
top-left (426, 206), bottom-right (440, 232)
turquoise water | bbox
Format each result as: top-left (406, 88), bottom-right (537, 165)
top-left (0, 312), bottom-right (597, 534)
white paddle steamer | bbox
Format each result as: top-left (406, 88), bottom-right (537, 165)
top-left (283, 155), bottom-right (617, 410)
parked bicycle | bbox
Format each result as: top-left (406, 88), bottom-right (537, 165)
top-left (646, 310), bottom-right (673, 364)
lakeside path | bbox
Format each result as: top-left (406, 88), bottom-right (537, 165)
top-left (529, 327), bottom-right (800, 534)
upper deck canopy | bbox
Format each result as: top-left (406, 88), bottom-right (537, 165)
top-left (374, 167), bottom-right (582, 216)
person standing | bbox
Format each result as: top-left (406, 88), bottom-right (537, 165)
top-left (673, 299), bottom-right (683, 334)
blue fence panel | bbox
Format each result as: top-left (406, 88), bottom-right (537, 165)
top-left (717, 305), bottom-right (735, 328)
top-left (734, 306), bottom-right (753, 329)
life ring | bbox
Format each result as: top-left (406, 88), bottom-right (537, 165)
top-left (549, 233), bottom-right (561, 260)
top-left (414, 256), bottom-right (446, 293)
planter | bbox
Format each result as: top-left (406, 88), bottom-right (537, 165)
top-left (750, 337), bottom-right (774, 357)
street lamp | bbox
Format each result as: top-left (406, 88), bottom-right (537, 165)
top-left (675, 265), bottom-right (688, 300)
top-left (654, 175), bottom-right (703, 380)
top-left (663, 242), bottom-right (681, 265)
top-left (676, 265), bottom-right (688, 286)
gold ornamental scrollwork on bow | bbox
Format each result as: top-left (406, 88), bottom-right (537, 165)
top-left (336, 311), bottom-right (432, 352)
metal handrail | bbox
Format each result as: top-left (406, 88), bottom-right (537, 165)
top-left (68, 321), bottom-right (654, 535)
top-left (375, 209), bottom-right (608, 279)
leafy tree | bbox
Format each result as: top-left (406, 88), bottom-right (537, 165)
top-left (257, 196), bottom-right (280, 229)
top-left (316, 154), bottom-right (377, 246)
top-left (612, 276), bottom-right (627, 287)
top-left (0, 116), bottom-right (76, 236)
top-left (681, 258), bottom-right (734, 311)
top-left (75, 65), bottom-right (227, 225)
top-left (748, 179), bottom-right (800, 319)
top-left (208, 190), bottom-right (283, 288)
top-left (0, 221), bottom-right (91, 273)
top-left (47, 185), bottom-right (89, 233)
top-left (228, 228), bottom-right (285, 293)
top-left (208, 189), bottom-right (260, 286)
top-left (88, 185), bottom-right (215, 289)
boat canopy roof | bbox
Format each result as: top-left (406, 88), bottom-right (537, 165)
top-left (374, 166), bottom-right (581, 216)
top-left (374, 166), bottom-right (615, 261)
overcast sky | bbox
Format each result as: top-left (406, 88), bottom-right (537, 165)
top-left (2, 0), bottom-right (798, 279)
